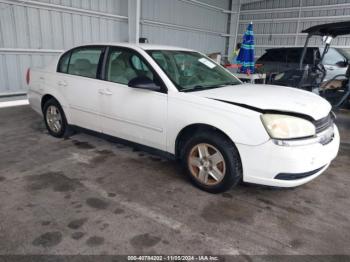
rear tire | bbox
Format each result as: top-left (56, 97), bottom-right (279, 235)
top-left (43, 98), bottom-right (68, 138)
top-left (181, 130), bottom-right (242, 193)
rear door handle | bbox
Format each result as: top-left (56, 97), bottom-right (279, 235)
top-left (98, 89), bottom-right (112, 95)
top-left (104, 89), bottom-right (113, 96)
top-left (58, 80), bottom-right (68, 87)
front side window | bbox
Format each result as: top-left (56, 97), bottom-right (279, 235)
top-left (67, 47), bottom-right (103, 78)
top-left (106, 49), bottom-right (156, 85)
top-left (147, 50), bottom-right (241, 92)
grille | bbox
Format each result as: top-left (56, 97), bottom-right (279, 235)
top-left (314, 113), bottom-right (334, 133)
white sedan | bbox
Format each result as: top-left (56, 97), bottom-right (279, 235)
top-left (27, 43), bottom-right (340, 193)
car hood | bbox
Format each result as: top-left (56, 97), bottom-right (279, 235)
top-left (192, 84), bottom-right (331, 120)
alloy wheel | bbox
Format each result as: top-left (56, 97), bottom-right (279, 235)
top-left (46, 105), bottom-right (62, 133)
top-left (188, 143), bottom-right (226, 186)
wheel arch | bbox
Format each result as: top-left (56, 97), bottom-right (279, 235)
top-left (41, 94), bottom-right (72, 124)
top-left (41, 94), bottom-right (57, 111)
top-left (175, 123), bottom-right (236, 159)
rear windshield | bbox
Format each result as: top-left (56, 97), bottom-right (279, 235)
top-left (257, 49), bottom-right (287, 62)
top-left (258, 48), bottom-right (317, 64)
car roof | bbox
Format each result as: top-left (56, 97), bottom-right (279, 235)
top-left (78, 42), bottom-right (195, 52)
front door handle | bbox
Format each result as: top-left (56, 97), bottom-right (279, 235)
top-left (98, 89), bottom-right (105, 95)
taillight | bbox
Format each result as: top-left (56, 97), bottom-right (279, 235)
top-left (26, 68), bottom-right (30, 85)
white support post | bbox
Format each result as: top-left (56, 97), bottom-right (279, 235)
top-left (128, 0), bottom-right (140, 43)
top-left (295, 0), bottom-right (303, 46)
top-left (227, 0), bottom-right (241, 61)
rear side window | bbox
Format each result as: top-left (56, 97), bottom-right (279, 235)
top-left (57, 52), bottom-right (70, 73)
top-left (67, 47), bottom-right (103, 79)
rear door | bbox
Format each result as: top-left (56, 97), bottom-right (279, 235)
top-left (57, 46), bottom-right (105, 131)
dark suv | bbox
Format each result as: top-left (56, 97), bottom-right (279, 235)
top-left (257, 47), bottom-right (349, 82)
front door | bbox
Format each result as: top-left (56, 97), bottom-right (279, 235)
top-left (99, 47), bottom-right (167, 151)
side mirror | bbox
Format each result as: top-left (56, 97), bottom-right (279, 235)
top-left (336, 61), bottom-right (348, 68)
top-left (128, 76), bottom-right (161, 91)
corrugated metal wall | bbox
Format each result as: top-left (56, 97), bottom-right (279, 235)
top-left (239, 0), bottom-right (350, 58)
top-left (140, 0), bottom-right (230, 54)
top-left (0, 0), bottom-right (240, 96)
top-left (0, 0), bottom-right (128, 95)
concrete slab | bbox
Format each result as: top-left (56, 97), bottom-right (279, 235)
top-left (0, 106), bottom-right (349, 255)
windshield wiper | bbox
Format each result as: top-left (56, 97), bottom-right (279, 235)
top-left (182, 83), bottom-right (239, 92)
top-left (220, 82), bottom-right (241, 86)
top-left (182, 85), bottom-right (209, 92)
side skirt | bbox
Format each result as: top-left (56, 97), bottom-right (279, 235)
top-left (69, 125), bottom-right (176, 161)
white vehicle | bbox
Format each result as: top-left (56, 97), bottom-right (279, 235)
top-left (27, 43), bottom-right (340, 193)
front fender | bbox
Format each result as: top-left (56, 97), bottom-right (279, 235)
top-left (167, 94), bottom-right (270, 154)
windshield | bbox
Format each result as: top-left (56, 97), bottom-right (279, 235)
top-left (337, 48), bottom-right (350, 61)
top-left (146, 50), bottom-right (241, 92)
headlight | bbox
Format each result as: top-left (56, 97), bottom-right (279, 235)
top-left (261, 114), bottom-right (316, 139)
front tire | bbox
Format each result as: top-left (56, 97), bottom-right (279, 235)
top-left (182, 130), bottom-right (242, 193)
top-left (43, 98), bottom-right (68, 138)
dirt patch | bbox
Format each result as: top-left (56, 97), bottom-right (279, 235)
top-left (30, 120), bottom-right (46, 132)
top-left (114, 208), bottom-right (125, 215)
top-left (149, 156), bottom-right (162, 162)
top-left (71, 231), bottom-right (85, 240)
top-left (257, 197), bottom-right (313, 216)
top-left (26, 172), bottom-right (81, 193)
top-left (90, 150), bottom-right (115, 165)
top-left (86, 198), bottom-right (109, 210)
top-left (130, 233), bottom-right (161, 249)
top-left (99, 223), bottom-right (109, 231)
top-left (222, 193), bottom-right (233, 199)
top-left (201, 200), bottom-right (255, 225)
top-left (41, 221), bottom-right (51, 226)
top-left (32, 232), bottom-right (62, 248)
top-left (86, 236), bottom-right (105, 247)
top-left (72, 140), bottom-right (95, 149)
top-left (67, 218), bottom-right (88, 230)
top-left (290, 239), bottom-right (303, 249)
top-left (0, 176), bottom-right (5, 182)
